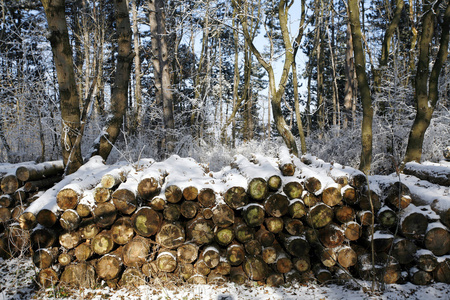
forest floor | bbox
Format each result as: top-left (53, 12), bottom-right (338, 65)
top-left (1, 256), bottom-right (450, 300)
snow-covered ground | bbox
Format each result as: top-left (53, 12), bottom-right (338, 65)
top-left (1, 256), bottom-right (449, 300)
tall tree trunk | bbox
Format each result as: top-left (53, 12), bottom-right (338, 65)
top-left (41, 0), bottom-right (83, 174)
top-left (348, 0), bottom-right (374, 174)
top-left (148, 0), bottom-right (175, 153)
top-left (132, 0), bottom-right (142, 132)
top-left (404, 0), bottom-right (450, 163)
top-left (343, 14), bottom-right (355, 130)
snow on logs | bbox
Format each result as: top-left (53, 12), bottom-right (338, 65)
top-left (2, 151), bottom-right (450, 288)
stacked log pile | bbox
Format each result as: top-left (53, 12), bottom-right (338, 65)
top-left (1, 151), bottom-right (450, 290)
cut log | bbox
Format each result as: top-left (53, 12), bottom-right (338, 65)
top-left (268, 175), bottom-right (282, 191)
top-left (359, 188), bottom-right (381, 212)
top-left (264, 194), bottom-right (289, 217)
top-left (385, 182), bottom-right (412, 210)
top-left (262, 246), bottom-right (277, 264)
top-left (377, 206), bottom-right (398, 229)
top-left (255, 226), bottom-right (275, 247)
top-left (78, 217), bottom-right (100, 239)
top-left (247, 178), bottom-right (268, 201)
top-left (302, 192), bottom-right (320, 207)
top-left (223, 186), bottom-right (248, 209)
top-left (177, 263), bottom-right (194, 281)
top-left (319, 247), bottom-right (337, 267)
top-left (16, 160), bottom-right (64, 182)
top-left (279, 160), bottom-right (295, 176)
top-left (336, 246), bottom-right (357, 268)
top-left (424, 223), bottom-right (450, 256)
top-left (131, 206), bottom-right (161, 237)
top-left (37, 268), bottom-right (59, 288)
top-left (58, 252), bottom-right (72, 267)
top-left (197, 188), bottom-right (216, 208)
top-left (0, 207), bottom-right (11, 223)
top-left (433, 259), bottom-right (450, 283)
top-left (177, 243), bottom-right (199, 264)
top-left (307, 203), bottom-right (333, 228)
top-left (149, 197), bottom-right (165, 211)
top-left (283, 218), bottom-right (304, 236)
top-left (234, 221), bottom-right (255, 243)
top-left (101, 168), bottom-right (128, 189)
top-left (207, 270), bottom-right (227, 285)
top-left (403, 162), bottom-right (450, 186)
top-left (156, 250), bottom-right (177, 272)
top-left (156, 221), bottom-right (185, 249)
top-left (216, 261), bottom-right (232, 276)
top-left (357, 210), bottom-right (374, 226)
top-left (180, 201), bottom-right (198, 219)
top-left (187, 274), bottom-right (207, 284)
top-left (123, 236), bottom-right (150, 268)
top-left (119, 267), bottom-right (146, 287)
top-left (59, 231), bottom-right (81, 249)
top-left (288, 199), bottom-right (307, 219)
top-left (416, 250), bottom-right (438, 272)
top-left (322, 186), bottom-right (343, 207)
top-left (92, 230), bottom-right (115, 255)
top-left (410, 268), bottom-right (433, 285)
top-left (23, 176), bottom-right (62, 193)
top-left (194, 257), bottom-right (211, 276)
top-left (165, 185), bottom-right (182, 204)
top-left (265, 217), bottom-right (284, 234)
top-left (244, 239), bottom-right (262, 256)
top-left (349, 173), bottom-right (367, 189)
top-left (278, 232), bottom-right (310, 257)
top-left (226, 242), bottom-right (246, 266)
top-left (18, 211), bottom-right (37, 230)
top-left (276, 255), bottom-right (293, 274)
top-left (229, 266), bottom-right (248, 284)
top-left (163, 203), bottom-right (181, 222)
top-left (0, 194), bottom-right (14, 208)
top-left (319, 223), bottom-right (345, 248)
top-left (76, 203), bottom-right (92, 218)
top-left (30, 228), bottom-right (57, 250)
top-left (293, 255), bottom-right (310, 272)
top-left (96, 249), bottom-right (122, 280)
top-left (1, 174), bottom-right (19, 194)
top-left (112, 188), bottom-right (137, 215)
top-left (32, 247), bottom-right (58, 269)
top-left (212, 204), bottom-right (235, 228)
top-left (243, 255), bottom-right (269, 281)
top-left (430, 200), bottom-right (450, 228)
top-left (304, 177), bottom-right (322, 194)
top-left (364, 229), bottom-right (394, 253)
top-left (75, 241), bottom-right (93, 261)
top-left (60, 262), bottom-right (96, 288)
top-left (183, 186), bottom-right (198, 201)
top-left (13, 188), bottom-right (27, 204)
top-left (94, 202), bottom-right (117, 228)
top-left (313, 264), bottom-right (332, 284)
top-left (341, 185), bottom-right (358, 205)
top-left (392, 238), bottom-right (417, 265)
top-left (59, 209), bottom-right (81, 232)
top-left (215, 227), bottom-right (235, 246)
top-left (242, 204), bottom-right (265, 227)
top-left (93, 187), bottom-right (111, 203)
top-left (283, 181), bottom-right (303, 200)
top-left (137, 177), bottom-right (161, 200)
top-left (266, 272), bottom-right (285, 287)
top-left (202, 246), bottom-right (220, 269)
top-left (400, 206), bottom-right (428, 240)
top-left (186, 217), bottom-right (214, 245)
top-left (111, 216), bottom-right (135, 245)
top-left (334, 205), bottom-right (356, 224)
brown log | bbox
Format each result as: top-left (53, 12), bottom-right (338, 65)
top-left (322, 186), bottom-right (342, 207)
top-left (283, 218), bottom-right (304, 236)
top-left (242, 203), bottom-right (265, 227)
top-left (247, 178), bottom-right (268, 201)
top-left (357, 210), bottom-right (374, 226)
top-left (207, 270), bottom-right (227, 285)
top-left (364, 229), bottom-right (394, 253)
top-left (58, 252), bottom-right (73, 267)
top-left (433, 259), bottom-right (450, 283)
top-left (194, 257), bottom-right (211, 276)
top-left (342, 185), bottom-right (358, 205)
top-left (30, 228), bottom-right (57, 250)
top-left (302, 192), bottom-right (320, 208)
top-left (288, 199), bottom-right (307, 219)
top-left (264, 194), bottom-right (289, 217)
top-left (123, 236), bottom-right (150, 268)
top-left (385, 181), bottom-right (412, 210)
top-left (244, 239), bottom-right (262, 256)
top-left (36, 209), bottom-right (58, 228)
top-left (312, 264), bottom-right (332, 284)
top-left (0, 194), bottom-right (14, 208)
top-left (1, 174), bottom-right (19, 194)
top-left (16, 160), bottom-right (64, 182)
top-left (18, 211), bottom-right (37, 230)
top-left (75, 241), bottom-right (93, 261)
top-left (255, 225), bottom-right (275, 247)
top-left (156, 221), bottom-right (185, 249)
top-left (176, 263), bottom-right (194, 281)
top-left (215, 227), bottom-right (234, 246)
top-left (60, 209), bottom-right (81, 232)
top-left (243, 255), bottom-right (269, 281)
top-left (424, 224), bottom-right (450, 256)
top-left (177, 243), bottom-right (199, 264)
top-left (186, 217), bottom-right (214, 245)
top-left (279, 162), bottom-right (295, 177)
top-left (93, 187), bottom-right (111, 203)
top-left (183, 186), bottom-right (198, 201)
top-left (119, 267), bottom-right (146, 287)
top-left (93, 202), bottom-right (117, 228)
top-left (23, 176), bottom-right (62, 193)
top-left (229, 266), bottom-right (248, 284)
top-left (202, 246), bottom-right (220, 269)
top-left (349, 173), bottom-right (367, 189)
top-left (111, 216), bottom-right (134, 245)
top-left (131, 206), bottom-right (161, 237)
top-left (334, 205), bottom-right (355, 224)
top-left (101, 171), bottom-right (126, 189)
top-left (416, 250), bottom-right (438, 272)
top-left (212, 204), bottom-right (235, 228)
top-left (137, 177), bottom-right (161, 200)
top-left (342, 221), bottom-right (362, 241)
top-left (278, 232), bottom-right (310, 257)
top-left (60, 262), bottom-right (96, 288)
top-left (283, 181), bottom-right (303, 200)
top-left (400, 209), bottom-right (428, 240)
top-left (226, 242), bottom-right (246, 266)
top-left (78, 217), bottom-right (100, 239)
top-left (59, 231), bottom-right (81, 250)
top-left (37, 268), bottom-right (59, 288)
top-left (197, 188), bottom-right (216, 208)
top-left (293, 256), bottom-right (310, 272)
top-left (276, 255), bottom-right (293, 274)
top-left (359, 188), bottom-right (381, 212)
top-left (307, 203), bottom-right (333, 228)
top-left (216, 261), bottom-right (232, 276)
top-left (430, 200), bottom-right (450, 228)
top-left (163, 203), bottom-right (181, 222)
top-left (304, 177), bottom-right (322, 194)
top-left (265, 217), bottom-right (284, 234)
top-left (319, 247), bottom-right (337, 267)
top-left (11, 204), bottom-right (25, 221)
top-left (377, 206), bottom-right (398, 229)
top-left (391, 238), bottom-right (417, 265)
top-left (96, 249), bottom-right (122, 280)
top-left (262, 246), bottom-right (277, 264)
top-left (13, 188), bottom-right (27, 204)
top-left (156, 250), bottom-right (177, 273)
top-left (304, 227), bottom-right (320, 246)
top-left (76, 203), bottom-right (92, 218)
top-left (410, 268), bottom-right (433, 285)
top-left (0, 207), bottom-right (11, 223)
top-left (336, 245), bottom-right (357, 268)
top-left (319, 223), bottom-right (345, 248)
top-left (92, 230), bottom-right (115, 255)
top-left (223, 186), bottom-right (248, 209)
top-left (266, 272), bottom-right (285, 287)
top-left (180, 200), bottom-right (198, 219)
top-left (148, 196), bottom-right (165, 211)
top-left (200, 207), bottom-right (214, 219)
top-left (187, 274), bottom-right (207, 284)
top-left (33, 247), bottom-right (59, 269)
top-left (57, 187), bottom-right (82, 211)
top-left (268, 175), bottom-right (282, 191)
top-left (165, 185), bottom-right (182, 204)
top-left (112, 188), bottom-right (137, 215)
top-left (234, 221), bottom-right (255, 243)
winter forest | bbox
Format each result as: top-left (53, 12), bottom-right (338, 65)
top-left (0, 0), bottom-right (448, 175)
